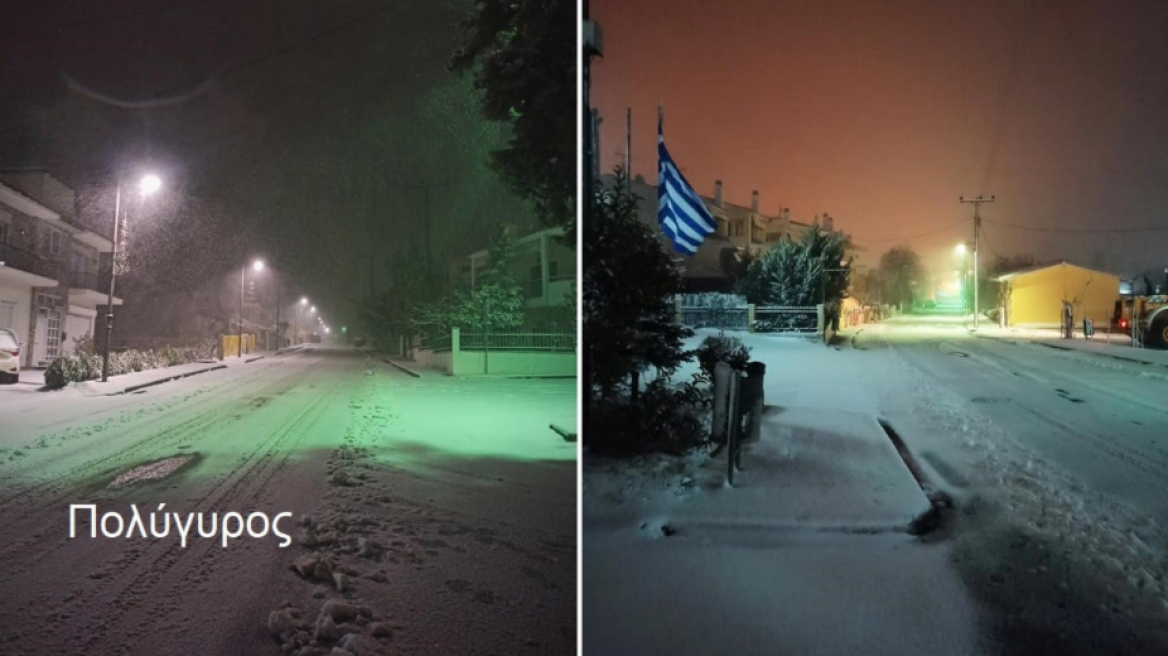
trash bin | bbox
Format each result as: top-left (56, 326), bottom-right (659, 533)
top-left (1083, 318), bottom-right (1094, 339)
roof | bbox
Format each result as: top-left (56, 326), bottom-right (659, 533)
top-left (993, 260), bottom-right (1122, 282)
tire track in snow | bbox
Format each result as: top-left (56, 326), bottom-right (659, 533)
top-left (0, 368), bottom-right (302, 518)
top-left (69, 377), bottom-right (344, 651)
top-left (0, 368), bottom-right (307, 571)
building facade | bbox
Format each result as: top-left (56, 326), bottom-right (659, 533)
top-left (994, 261), bottom-right (1121, 328)
top-left (455, 226), bottom-right (576, 329)
top-left (613, 174), bottom-right (862, 292)
top-left (0, 171), bottom-right (120, 367)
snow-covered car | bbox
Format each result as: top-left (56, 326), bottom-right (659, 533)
top-left (0, 328), bottom-right (20, 384)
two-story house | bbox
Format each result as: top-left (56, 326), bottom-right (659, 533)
top-left (455, 226), bottom-right (576, 329)
top-left (612, 174), bottom-right (862, 292)
top-left (0, 171), bottom-right (120, 367)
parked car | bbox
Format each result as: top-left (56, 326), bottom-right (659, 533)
top-left (0, 328), bottom-right (21, 384)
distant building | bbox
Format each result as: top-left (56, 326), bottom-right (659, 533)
top-left (607, 173), bottom-right (862, 292)
top-left (0, 170), bottom-right (120, 367)
top-left (993, 261), bottom-right (1121, 328)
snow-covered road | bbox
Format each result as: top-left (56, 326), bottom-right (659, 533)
top-left (863, 316), bottom-right (1168, 655)
top-left (0, 347), bottom-right (577, 656)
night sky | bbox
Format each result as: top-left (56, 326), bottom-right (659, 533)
top-left (0, 0), bottom-right (535, 327)
top-left (592, 0), bottom-right (1168, 278)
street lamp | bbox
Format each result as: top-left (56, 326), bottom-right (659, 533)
top-left (295, 297), bottom-right (307, 345)
top-left (239, 259), bottom-right (263, 357)
top-left (102, 173), bottom-right (161, 382)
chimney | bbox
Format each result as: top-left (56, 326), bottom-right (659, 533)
top-left (824, 213), bottom-right (834, 232)
top-left (714, 180), bottom-right (723, 207)
top-left (751, 190), bottom-right (759, 213)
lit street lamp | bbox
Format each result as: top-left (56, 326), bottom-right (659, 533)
top-left (239, 259), bottom-right (263, 357)
top-left (102, 173), bottom-right (161, 382)
top-left (295, 297), bottom-right (308, 345)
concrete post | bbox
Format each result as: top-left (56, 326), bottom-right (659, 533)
top-left (712, 361), bottom-right (731, 444)
top-left (726, 372), bottom-right (741, 487)
top-left (817, 303), bottom-right (826, 338)
top-left (747, 304), bottom-right (756, 332)
top-left (452, 327), bottom-right (460, 355)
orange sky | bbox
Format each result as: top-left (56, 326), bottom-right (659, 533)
top-left (591, 0), bottom-right (1168, 277)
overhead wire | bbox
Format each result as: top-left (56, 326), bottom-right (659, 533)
top-left (982, 218), bottom-right (1168, 234)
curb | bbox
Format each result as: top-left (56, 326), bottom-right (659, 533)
top-left (111, 365), bottom-right (227, 396)
top-left (245, 355), bottom-right (265, 363)
top-left (383, 359), bottom-right (421, 378)
top-left (978, 331), bottom-right (1168, 370)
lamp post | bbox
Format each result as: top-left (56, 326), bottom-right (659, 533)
top-left (102, 173), bottom-right (161, 382)
top-left (297, 297), bottom-right (307, 345)
top-left (240, 259), bottom-right (263, 357)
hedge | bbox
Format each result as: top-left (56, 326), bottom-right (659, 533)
top-left (44, 346), bottom-right (204, 389)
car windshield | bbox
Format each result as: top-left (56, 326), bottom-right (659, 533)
top-left (0, 330), bottom-right (18, 349)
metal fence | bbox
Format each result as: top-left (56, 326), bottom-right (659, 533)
top-left (754, 306), bottom-right (819, 334)
top-left (460, 332), bottom-right (576, 351)
top-left (680, 306), bottom-right (751, 330)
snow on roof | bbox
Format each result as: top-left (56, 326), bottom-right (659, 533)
top-left (993, 260), bottom-right (1122, 282)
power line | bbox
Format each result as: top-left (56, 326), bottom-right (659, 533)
top-left (849, 221), bottom-right (965, 244)
top-left (209, 3), bottom-right (398, 83)
top-left (983, 218), bottom-right (1168, 234)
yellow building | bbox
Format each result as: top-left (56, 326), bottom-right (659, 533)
top-left (994, 262), bottom-right (1121, 327)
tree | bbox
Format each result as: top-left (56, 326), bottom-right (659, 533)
top-left (450, 0), bottom-right (576, 242)
top-left (879, 246), bottom-right (923, 311)
top-left (584, 169), bottom-right (692, 398)
top-left (984, 253), bottom-right (1036, 313)
top-left (737, 225), bottom-right (851, 307)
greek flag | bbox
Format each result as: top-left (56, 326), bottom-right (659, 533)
top-left (658, 117), bottom-right (717, 256)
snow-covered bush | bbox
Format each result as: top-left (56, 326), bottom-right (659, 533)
top-left (43, 347), bottom-right (203, 389)
top-left (694, 334), bottom-right (752, 381)
top-left (589, 378), bottom-right (707, 455)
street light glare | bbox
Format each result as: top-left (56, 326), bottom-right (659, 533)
top-left (300, 297), bottom-right (307, 305)
top-left (956, 243), bottom-right (967, 255)
top-left (139, 174), bottom-right (161, 195)
top-left (253, 260), bottom-right (264, 272)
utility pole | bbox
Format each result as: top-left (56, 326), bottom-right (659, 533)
top-left (960, 195), bottom-right (994, 330)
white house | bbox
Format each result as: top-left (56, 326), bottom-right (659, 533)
top-left (0, 171), bottom-right (121, 367)
top-left (460, 226), bottom-right (575, 328)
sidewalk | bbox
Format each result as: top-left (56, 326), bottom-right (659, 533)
top-left (976, 325), bottom-right (1168, 368)
top-left (1, 353), bottom-right (268, 397)
top-left (584, 331), bottom-right (979, 656)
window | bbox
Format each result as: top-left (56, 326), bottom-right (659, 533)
top-left (41, 227), bottom-right (64, 256)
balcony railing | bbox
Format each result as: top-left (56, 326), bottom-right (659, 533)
top-left (0, 240), bottom-right (58, 280)
top-left (524, 274), bottom-right (576, 299)
top-left (69, 271), bottom-right (105, 293)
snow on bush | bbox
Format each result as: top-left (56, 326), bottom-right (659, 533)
top-left (693, 334), bottom-right (752, 381)
top-left (44, 346), bottom-right (204, 389)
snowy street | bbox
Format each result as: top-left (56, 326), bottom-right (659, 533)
top-left (584, 317), bottom-right (1168, 656)
top-left (0, 346), bottom-right (577, 655)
